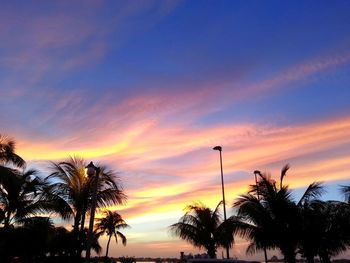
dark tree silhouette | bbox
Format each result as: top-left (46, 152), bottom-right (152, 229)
top-left (232, 165), bottom-right (323, 263)
top-left (48, 226), bottom-right (76, 259)
top-left (95, 210), bottom-right (129, 258)
top-left (299, 200), bottom-right (350, 263)
top-left (0, 134), bottom-right (25, 168)
top-left (45, 156), bottom-right (127, 257)
top-left (169, 201), bottom-right (235, 258)
top-left (0, 168), bottom-right (53, 228)
top-left (0, 217), bottom-right (54, 262)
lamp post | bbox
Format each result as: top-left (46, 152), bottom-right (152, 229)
top-left (85, 161), bottom-right (101, 263)
top-left (213, 145), bottom-right (230, 259)
top-left (253, 170), bottom-right (268, 263)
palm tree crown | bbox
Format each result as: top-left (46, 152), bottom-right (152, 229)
top-left (95, 210), bottom-right (129, 257)
top-left (169, 201), bottom-right (234, 259)
top-left (0, 134), bottom-right (25, 168)
top-left (45, 156), bottom-right (127, 231)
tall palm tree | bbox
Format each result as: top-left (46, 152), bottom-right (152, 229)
top-left (44, 156), bottom-right (127, 256)
top-left (232, 165), bottom-right (323, 263)
top-left (95, 210), bottom-right (129, 258)
top-left (170, 201), bottom-right (235, 258)
top-left (0, 134), bottom-right (25, 168)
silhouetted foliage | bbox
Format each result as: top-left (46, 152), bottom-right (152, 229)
top-left (169, 201), bottom-right (235, 258)
top-left (0, 167), bottom-right (53, 229)
top-left (0, 134), bottom-right (25, 168)
top-left (95, 210), bottom-right (129, 258)
top-left (232, 165), bottom-right (324, 263)
top-left (44, 156), bottom-right (127, 257)
top-left (299, 200), bottom-right (350, 263)
top-left (0, 217), bottom-right (54, 262)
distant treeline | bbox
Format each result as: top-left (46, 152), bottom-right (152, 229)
top-left (170, 165), bottom-right (350, 263)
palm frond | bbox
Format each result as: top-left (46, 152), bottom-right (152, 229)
top-left (116, 231), bottom-right (127, 246)
top-left (0, 134), bottom-right (25, 168)
top-left (298, 182), bottom-right (325, 206)
top-left (340, 185), bottom-right (350, 203)
top-left (246, 242), bottom-right (257, 255)
top-left (280, 164), bottom-right (290, 189)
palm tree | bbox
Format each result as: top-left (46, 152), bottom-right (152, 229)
top-left (230, 194), bottom-right (276, 256)
top-left (0, 167), bottom-right (53, 228)
top-left (299, 200), bottom-right (350, 263)
top-left (169, 201), bottom-right (235, 258)
top-left (233, 165), bottom-right (323, 263)
top-left (0, 134), bottom-right (25, 168)
top-left (44, 156), bottom-right (127, 256)
top-left (95, 210), bottom-right (129, 258)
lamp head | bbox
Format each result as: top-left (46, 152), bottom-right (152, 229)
top-left (213, 146), bottom-right (222, 151)
top-left (254, 170), bottom-right (261, 175)
top-left (85, 161), bottom-right (97, 177)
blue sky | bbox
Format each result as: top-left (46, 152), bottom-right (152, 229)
top-left (1, 0), bottom-right (350, 259)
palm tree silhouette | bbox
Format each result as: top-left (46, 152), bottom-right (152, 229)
top-left (44, 156), bottom-right (127, 256)
top-left (299, 200), bottom-right (350, 263)
top-left (0, 168), bottom-right (51, 228)
top-left (170, 201), bottom-right (234, 259)
top-left (233, 165), bottom-right (323, 263)
top-left (0, 134), bottom-right (29, 228)
top-left (95, 210), bottom-right (129, 258)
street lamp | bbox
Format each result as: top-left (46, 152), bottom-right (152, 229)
top-left (212, 145), bottom-right (230, 259)
top-left (253, 170), bottom-right (268, 263)
top-left (85, 161), bottom-right (101, 263)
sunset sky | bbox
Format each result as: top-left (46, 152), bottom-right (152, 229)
top-left (1, 0), bottom-right (350, 260)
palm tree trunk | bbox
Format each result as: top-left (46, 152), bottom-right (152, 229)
top-left (80, 199), bottom-right (88, 232)
top-left (105, 234), bottom-right (112, 257)
top-left (77, 208), bottom-right (87, 258)
top-left (73, 211), bottom-right (81, 259)
top-left (80, 208), bottom-right (87, 232)
top-left (264, 247), bottom-right (268, 263)
top-left (73, 211), bottom-right (81, 234)
top-left (206, 242), bottom-right (216, 259)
